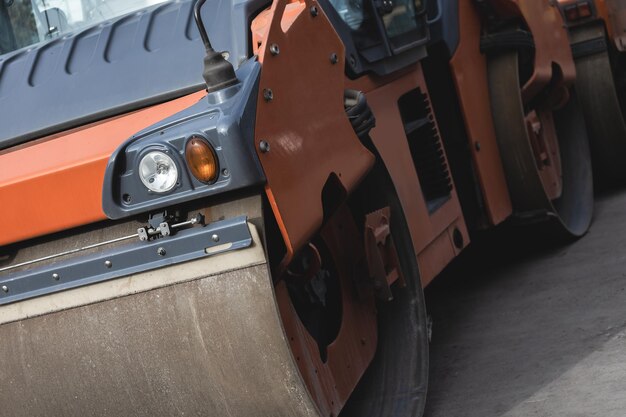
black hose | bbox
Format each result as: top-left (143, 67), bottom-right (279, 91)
top-left (193, 0), bottom-right (213, 51)
top-left (193, 0), bottom-right (238, 93)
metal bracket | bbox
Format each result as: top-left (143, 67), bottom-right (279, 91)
top-left (138, 212), bottom-right (204, 241)
top-left (364, 207), bottom-right (405, 302)
top-left (0, 216), bottom-right (252, 306)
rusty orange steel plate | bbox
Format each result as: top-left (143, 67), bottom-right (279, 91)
top-left (449, 0), bottom-right (512, 226)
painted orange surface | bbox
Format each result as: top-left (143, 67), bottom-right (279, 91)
top-left (252, 2), bottom-right (377, 415)
top-left (513, 0), bottom-right (576, 102)
top-left (0, 91), bottom-right (206, 248)
top-left (349, 66), bottom-right (470, 287)
top-left (252, 0), bottom-right (374, 269)
top-left (449, 0), bottom-right (512, 226)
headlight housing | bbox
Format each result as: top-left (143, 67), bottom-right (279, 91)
top-left (139, 151), bottom-right (179, 193)
top-left (102, 59), bottom-right (266, 220)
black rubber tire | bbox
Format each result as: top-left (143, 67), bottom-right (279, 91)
top-left (571, 23), bottom-right (626, 184)
top-left (487, 50), bottom-right (594, 238)
top-left (342, 163), bottom-right (429, 417)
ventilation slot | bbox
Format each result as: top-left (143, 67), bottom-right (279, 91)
top-left (398, 88), bottom-right (453, 212)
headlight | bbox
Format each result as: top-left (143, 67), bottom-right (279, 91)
top-left (139, 151), bottom-right (178, 193)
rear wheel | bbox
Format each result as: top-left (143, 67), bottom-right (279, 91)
top-left (342, 166), bottom-right (429, 417)
top-left (571, 23), bottom-right (626, 184)
top-left (487, 50), bottom-right (594, 238)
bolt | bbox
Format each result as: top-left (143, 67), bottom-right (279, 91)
top-left (157, 247), bottom-right (166, 256)
top-left (259, 140), bottom-right (271, 153)
top-left (212, 234), bottom-right (220, 243)
top-left (52, 273), bottom-right (60, 281)
top-left (310, 5), bottom-right (318, 16)
top-left (104, 260), bottom-right (112, 269)
top-left (222, 168), bottom-right (230, 177)
top-left (269, 43), bottom-right (280, 56)
top-left (263, 88), bottom-right (273, 102)
top-left (1, 285), bottom-right (8, 293)
top-left (475, 141), bottom-right (481, 151)
top-left (329, 53), bottom-right (338, 64)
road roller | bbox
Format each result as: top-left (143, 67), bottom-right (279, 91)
top-left (0, 0), bottom-right (594, 416)
top-left (554, 0), bottom-right (626, 184)
top-left (425, 0), bottom-right (594, 236)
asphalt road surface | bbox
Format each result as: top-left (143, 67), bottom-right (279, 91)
top-left (423, 189), bottom-right (626, 417)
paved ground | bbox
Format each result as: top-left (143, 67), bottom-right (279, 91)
top-left (423, 189), bottom-right (626, 417)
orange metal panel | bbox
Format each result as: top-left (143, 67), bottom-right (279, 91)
top-left (252, 2), bottom-right (378, 414)
top-left (508, 0), bottom-right (576, 102)
top-left (450, 0), bottom-right (512, 226)
top-left (253, 0), bottom-right (375, 265)
top-left (416, 220), bottom-right (463, 284)
top-left (0, 92), bottom-right (206, 248)
top-left (350, 66), bottom-right (469, 287)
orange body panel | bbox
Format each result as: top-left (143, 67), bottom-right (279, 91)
top-left (252, 0), bottom-right (374, 265)
top-left (0, 92), bottom-right (205, 248)
top-left (503, 0), bottom-right (576, 102)
top-left (276, 207), bottom-right (377, 417)
top-left (349, 67), bottom-right (470, 287)
top-left (449, 0), bottom-right (512, 226)
top-left (252, 1), bottom-right (378, 415)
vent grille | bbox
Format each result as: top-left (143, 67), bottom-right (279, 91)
top-left (398, 88), bottom-right (453, 212)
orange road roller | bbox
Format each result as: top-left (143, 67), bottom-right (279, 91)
top-left (552, 0), bottom-right (626, 186)
top-left (0, 0), bottom-right (600, 415)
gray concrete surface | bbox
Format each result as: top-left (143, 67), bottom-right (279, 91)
top-left (423, 190), bottom-right (626, 417)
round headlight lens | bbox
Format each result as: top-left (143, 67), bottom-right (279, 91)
top-left (185, 136), bottom-right (219, 183)
top-left (139, 151), bottom-right (178, 193)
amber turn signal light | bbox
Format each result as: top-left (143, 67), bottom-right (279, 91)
top-left (185, 136), bottom-right (219, 183)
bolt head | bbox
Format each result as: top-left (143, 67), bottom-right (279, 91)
top-left (329, 53), bottom-right (338, 64)
top-left (104, 260), bottom-right (113, 269)
top-left (157, 247), bottom-right (166, 256)
top-left (52, 273), bottom-right (60, 281)
top-left (259, 140), bottom-right (271, 153)
top-left (310, 5), bottom-right (318, 16)
top-left (1, 285), bottom-right (8, 293)
top-left (263, 88), bottom-right (273, 102)
top-left (212, 234), bottom-right (220, 243)
top-left (269, 43), bottom-right (280, 56)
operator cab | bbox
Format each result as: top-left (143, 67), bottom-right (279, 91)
top-left (320, 0), bottom-right (429, 76)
